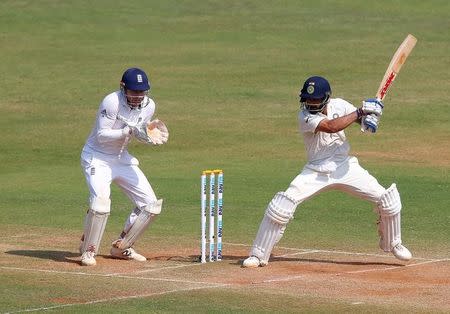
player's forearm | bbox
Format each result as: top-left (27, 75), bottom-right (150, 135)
top-left (97, 128), bottom-right (130, 143)
top-left (316, 111), bottom-right (359, 133)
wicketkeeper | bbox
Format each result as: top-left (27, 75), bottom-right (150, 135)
top-left (79, 67), bottom-right (169, 266)
top-left (243, 76), bottom-right (412, 268)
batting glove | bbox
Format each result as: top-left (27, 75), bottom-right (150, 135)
top-left (361, 114), bottom-right (380, 133)
top-left (357, 98), bottom-right (384, 118)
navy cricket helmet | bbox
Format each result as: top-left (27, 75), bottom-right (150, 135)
top-left (120, 68), bottom-right (150, 108)
top-left (299, 76), bottom-right (331, 114)
top-left (120, 67), bottom-right (150, 91)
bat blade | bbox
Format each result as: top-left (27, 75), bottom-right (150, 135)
top-left (376, 34), bottom-right (417, 100)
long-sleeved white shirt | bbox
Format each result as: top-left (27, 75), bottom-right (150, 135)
top-left (83, 91), bottom-right (155, 158)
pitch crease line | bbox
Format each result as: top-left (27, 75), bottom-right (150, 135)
top-left (344, 259), bottom-right (449, 274)
top-left (0, 266), bottom-right (218, 286)
top-left (255, 274), bottom-right (305, 284)
top-left (4, 234), bottom-right (39, 239)
top-left (3, 283), bottom-right (229, 314)
top-left (276, 250), bottom-right (320, 258)
top-left (109, 262), bottom-right (204, 276)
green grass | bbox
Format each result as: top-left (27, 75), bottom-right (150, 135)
top-left (0, 0), bottom-right (449, 312)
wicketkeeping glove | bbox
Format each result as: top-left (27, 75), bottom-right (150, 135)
top-left (145, 119), bottom-right (169, 145)
top-left (117, 115), bottom-right (169, 145)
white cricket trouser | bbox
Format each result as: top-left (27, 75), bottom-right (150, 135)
top-left (286, 156), bottom-right (385, 204)
top-left (81, 150), bottom-right (157, 211)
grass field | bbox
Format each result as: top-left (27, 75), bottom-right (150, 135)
top-left (1, 1), bottom-right (449, 313)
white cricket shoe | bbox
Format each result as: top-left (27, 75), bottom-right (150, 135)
top-left (81, 251), bottom-right (96, 266)
top-left (392, 243), bottom-right (412, 261)
top-left (110, 247), bottom-right (147, 262)
top-left (242, 256), bottom-right (263, 268)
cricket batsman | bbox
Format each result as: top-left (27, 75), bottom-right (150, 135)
top-left (243, 76), bottom-right (412, 268)
top-left (79, 67), bottom-right (169, 266)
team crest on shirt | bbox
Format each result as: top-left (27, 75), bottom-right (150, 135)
top-left (100, 109), bottom-right (107, 117)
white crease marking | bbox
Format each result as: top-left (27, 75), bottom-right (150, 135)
top-left (0, 266), bottom-right (217, 286)
top-left (3, 283), bottom-right (228, 314)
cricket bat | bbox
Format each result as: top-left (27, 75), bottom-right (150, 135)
top-left (361, 34), bottom-right (417, 133)
top-left (376, 34), bottom-right (417, 101)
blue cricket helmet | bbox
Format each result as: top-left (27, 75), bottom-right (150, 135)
top-left (299, 76), bottom-right (331, 114)
top-left (120, 67), bottom-right (150, 91)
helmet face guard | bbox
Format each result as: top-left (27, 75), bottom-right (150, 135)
top-left (120, 67), bottom-right (151, 109)
top-left (120, 85), bottom-right (149, 109)
top-left (301, 94), bottom-right (330, 114)
top-left (299, 76), bottom-right (331, 114)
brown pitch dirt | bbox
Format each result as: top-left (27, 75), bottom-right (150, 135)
top-left (2, 232), bottom-right (450, 312)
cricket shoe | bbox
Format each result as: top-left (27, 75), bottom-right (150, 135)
top-left (242, 256), bottom-right (264, 268)
top-left (81, 251), bottom-right (96, 266)
top-left (392, 243), bottom-right (412, 261)
top-left (110, 247), bottom-right (147, 262)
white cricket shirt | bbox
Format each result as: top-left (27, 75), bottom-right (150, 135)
top-left (298, 98), bottom-right (357, 173)
top-left (83, 91), bottom-right (155, 156)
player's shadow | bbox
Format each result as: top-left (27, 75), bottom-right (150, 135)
top-left (225, 255), bottom-right (403, 267)
top-left (270, 256), bottom-right (404, 267)
top-left (181, 255), bottom-right (401, 267)
top-left (119, 254), bottom-right (403, 267)
top-left (143, 254), bottom-right (249, 263)
top-left (184, 254), bottom-right (251, 265)
top-left (5, 250), bottom-right (80, 264)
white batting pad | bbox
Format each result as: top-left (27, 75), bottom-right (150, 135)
top-left (266, 192), bottom-right (297, 224)
top-left (377, 214), bottom-right (402, 252)
top-left (250, 192), bottom-right (298, 264)
top-left (376, 184), bottom-right (402, 251)
top-left (115, 199), bottom-right (162, 250)
top-left (250, 215), bottom-right (284, 265)
top-left (275, 225), bottom-right (287, 244)
top-left (377, 183), bottom-right (401, 215)
top-left (80, 209), bottom-right (110, 254)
